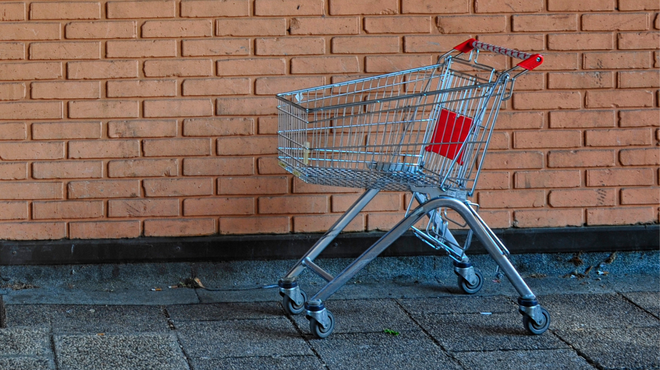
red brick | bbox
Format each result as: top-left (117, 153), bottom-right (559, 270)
top-left (0, 122), bottom-right (26, 140)
top-left (365, 16), bottom-right (431, 34)
top-left (220, 216), bottom-right (290, 234)
top-left (181, 0), bottom-right (249, 17)
top-left (217, 136), bottom-right (277, 156)
top-left (258, 117), bottom-right (278, 135)
top-left (586, 128), bottom-right (653, 147)
top-left (587, 207), bottom-right (655, 226)
top-left (512, 14), bottom-right (577, 32)
top-left (618, 32), bottom-right (660, 49)
top-left (549, 110), bottom-right (616, 128)
top-left (475, 171), bottom-right (510, 190)
top-left (142, 20), bottom-right (212, 38)
top-left (31, 81), bottom-right (100, 99)
top-left (482, 151), bottom-right (544, 170)
top-left (619, 110), bottom-right (660, 127)
top-left (0, 142), bottom-right (64, 160)
top-left (143, 99), bottom-right (213, 118)
top-left (107, 80), bottom-right (176, 98)
top-left (513, 91), bottom-right (581, 110)
top-left (0, 201), bottom-right (28, 220)
top-left (496, 112), bottom-right (544, 130)
top-left (586, 90), bottom-right (654, 108)
top-left (106, 40), bottom-right (176, 58)
top-left (219, 176), bottom-right (288, 195)
top-left (583, 51), bottom-right (651, 69)
top-left (108, 120), bottom-right (177, 138)
top-left (587, 168), bottom-right (654, 186)
top-left (255, 0), bottom-right (324, 15)
top-left (436, 15), bottom-right (506, 33)
top-left (330, 0), bottom-right (398, 15)
top-left (67, 60), bottom-right (138, 79)
top-left (367, 211), bottom-right (412, 231)
top-left (514, 209), bottom-right (583, 228)
top-left (547, 0), bottom-right (615, 11)
top-left (182, 39), bottom-right (250, 57)
top-left (255, 76), bottom-right (325, 95)
top-left (29, 42), bottom-right (100, 60)
top-left (183, 197), bottom-right (254, 215)
top-left (259, 195), bottom-right (328, 214)
top-left (476, 0), bottom-right (542, 13)
top-left (620, 148), bottom-right (660, 165)
top-left (514, 170), bottom-right (581, 189)
top-left (32, 161), bottom-right (102, 179)
top-left (216, 97), bottom-right (277, 116)
top-left (0, 163), bottom-right (27, 180)
top-left (478, 190), bottom-right (545, 208)
top-left (489, 132), bottom-right (510, 150)
top-left (332, 193), bottom-right (401, 212)
top-left (107, 0), bottom-right (175, 19)
top-left (216, 19), bottom-right (285, 37)
top-left (183, 118), bottom-right (253, 136)
top-left (108, 158), bottom-right (178, 178)
top-left (69, 140), bottom-right (139, 159)
top-left (402, 0), bottom-right (467, 13)
top-left (549, 188), bottom-right (616, 207)
top-left (290, 17), bottom-right (358, 35)
top-left (143, 138), bottom-right (212, 157)
top-left (109, 198), bottom-right (179, 217)
top-left (621, 188), bottom-right (660, 205)
top-left (217, 58), bottom-right (285, 76)
top-left (183, 157), bottom-right (254, 176)
top-left (68, 180), bottom-right (140, 199)
top-left (143, 59), bottom-right (213, 78)
top-left (144, 218), bottom-right (216, 237)
top-left (332, 36), bottom-right (400, 54)
top-left (582, 13), bottom-right (649, 31)
top-left (30, 2), bottom-right (100, 20)
top-left (70, 221), bottom-right (139, 239)
top-left (291, 57), bottom-right (359, 74)
top-left (33, 200), bottom-right (103, 220)
top-left (182, 78), bottom-right (250, 96)
top-left (65, 21), bottom-right (136, 39)
top-left (548, 149), bottom-right (616, 168)
top-left (548, 71), bottom-right (614, 89)
top-left (0, 42), bottom-right (25, 60)
top-left (143, 178), bottom-right (213, 197)
top-left (619, 0), bottom-right (659, 10)
top-left (619, 70), bottom-right (660, 88)
top-left (0, 3), bottom-right (25, 21)
top-left (0, 222), bottom-right (66, 240)
top-left (293, 214), bottom-right (365, 233)
top-left (0, 62), bottom-right (62, 80)
top-left (514, 130), bottom-right (581, 149)
top-left (365, 55), bottom-right (432, 73)
top-left (403, 35), bottom-right (465, 53)
top-left (549, 33), bottom-right (614, 51)
top-left (69, 100), bottom-right (138, 119)
top-left (534, 52), bottom-right (579, 71)
top-left (292, 178), bottom-right (360, 194)
top-left (257, 157), bottom-right (288, 175)
top-left (0, 182), bottom-right (63, 200)
top-left (0, 23), bottom-right (61, 41)
top-left (256, 37), bottom-right (325, 56)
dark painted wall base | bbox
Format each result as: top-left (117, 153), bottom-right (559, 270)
top-left (0, 225), bottom-right (658, 265)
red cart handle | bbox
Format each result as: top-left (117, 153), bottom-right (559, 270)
top-left (453, 38), bottom-right (543, 71)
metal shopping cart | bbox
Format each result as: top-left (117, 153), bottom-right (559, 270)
top-left (275, 39), bottom-right (549, 338)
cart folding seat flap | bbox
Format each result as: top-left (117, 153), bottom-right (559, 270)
top-left (275, 38), bottom-right (548, 338)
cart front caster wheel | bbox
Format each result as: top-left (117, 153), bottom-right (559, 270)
top-left (282, 290), bottom-right (307, 316)
top-left (523, 307), bottom-right (550, 335)
top-left (309, 310), bottom-right (335, 339)
top-left (458, 269), bottom-right (484, 294)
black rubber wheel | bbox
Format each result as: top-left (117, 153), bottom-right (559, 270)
top-left (457, 269), bottom-right (484, 294)
top-left (282, 290), bottom-right (307, 315)
top-left (309, 310), bottom-right (335, 339)
top-left (523, 307), bottom-right (550, 335)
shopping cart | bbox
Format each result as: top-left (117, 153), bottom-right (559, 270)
top-left (275, 39), bottom-right (548, 338)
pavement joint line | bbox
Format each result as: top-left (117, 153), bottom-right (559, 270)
top-left (617, 291), bottom-right (659, 320)
top-left (282, 309), bottom-right (330, 369)
top-left (552, 330), bottom-right (605, 370)
top-left (173, 331), bottom-right (194, 370)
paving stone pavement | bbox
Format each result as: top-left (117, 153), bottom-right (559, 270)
top-left (0, 252), bottom-right (658, 369)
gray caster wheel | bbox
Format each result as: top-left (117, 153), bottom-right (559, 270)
top-left (309, 310), bottom-right (335, 339)
top-left (458, 269), bottom-right (484, 294)
top-left (281, 290), bottom-right (307, 315)
top-left (523, 307), bottom-right (550, 335)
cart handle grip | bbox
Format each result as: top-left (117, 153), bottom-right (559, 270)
top-left (453, 38), bottom-right (543, 71)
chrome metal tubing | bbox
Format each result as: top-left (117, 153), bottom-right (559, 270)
top-left (303, 257), bottom-right (334, 282)
top-left (310, 196), bottom-right (536, 302)
top-left (282, 188), bottom-right (380, 279)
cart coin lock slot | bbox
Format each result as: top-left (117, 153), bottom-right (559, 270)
top-left (425, 108), bottom-right (472, 164)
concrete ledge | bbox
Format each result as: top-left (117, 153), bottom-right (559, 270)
top-left (0, 225), bottom-right (657, 265)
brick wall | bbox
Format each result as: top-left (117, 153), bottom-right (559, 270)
top-left (0, 0), bottom-right (657, 240)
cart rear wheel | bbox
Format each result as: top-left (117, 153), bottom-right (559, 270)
top-left (282, 290), bottom-right (307, 315)
top-left (309, 311), bottom-right (335, 339)
top-left (457, 269), bottom-right (483, 294)
top-left (523, 307), bottom-right (550, 335)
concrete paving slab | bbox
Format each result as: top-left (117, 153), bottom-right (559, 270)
top-left (192, 355), bottom-right (324, 370)
top-left (0, 357), bottom-right (55, 370)
top-left (454, 349), bottom-right (596, 369)
top-left (555, 327), bottom-right (660, 370)
top-left (541, 293), bottom-right (660, 331)
top-left (398, 295), bottom-right (518, 316)
top-left (53, 333), bottom-right (189, 370)
top-left (176, 318), bottom-right (312, 359)
top-left (166, 301), bottom-right (283, 321)
top-left (309, 332), bottom-right (463, 370)
top-left (0, 328), bottom-right (51, 356)
top-left (3, 286), bottom-right (199, 306)
top-left (622, 291), bottom-right (660, 318)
